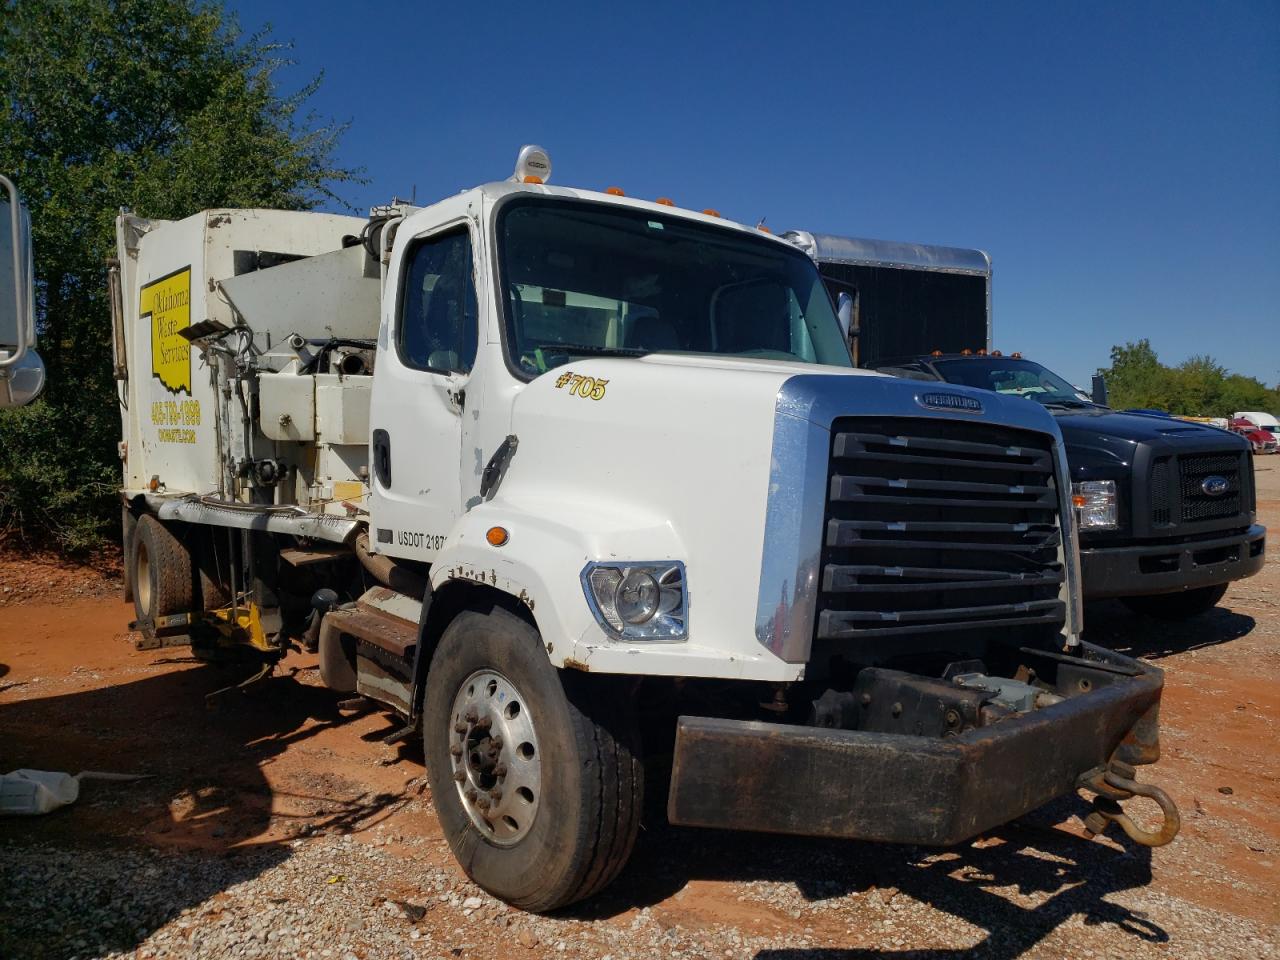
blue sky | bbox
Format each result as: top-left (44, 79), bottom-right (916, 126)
top-left (231, 0), bottom-right (1279, 389)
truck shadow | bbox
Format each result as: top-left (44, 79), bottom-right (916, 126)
top-left (1082, 600), bottom-right (1256, 659)
top-left (579, 803), bottom-right (1164, 958)
top-left (0, 663), bottom-right (397, 960)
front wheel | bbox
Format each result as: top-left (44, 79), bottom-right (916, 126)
top-left (1120, 583), bottom-right (1229, 620)
top-left (422, 606), bottom-right (642, 912)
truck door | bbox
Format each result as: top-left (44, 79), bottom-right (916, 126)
top-left (368, 222), bottom-right (479, 561)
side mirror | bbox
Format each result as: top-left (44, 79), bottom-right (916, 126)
top-left (0, 174), bottom-right (43, 408)
top-left (836, 291), bottom-right (853, 338)
top-left (1090, 374), bottom-right (1108, 407)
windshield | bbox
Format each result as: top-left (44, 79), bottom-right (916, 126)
top-left (496, 198), bottom-right (852, 377)
top-left (931, 358), bottom-right (1093, 406)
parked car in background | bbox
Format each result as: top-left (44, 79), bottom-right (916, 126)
top-left (870, 352), bottom-right (1266, 619)
top-left (1228, 418), bottom-right (1279, 454)
top-left (1233, 412), bottom-right (1279, 441)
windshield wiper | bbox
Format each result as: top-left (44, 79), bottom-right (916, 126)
top-left (538, 342), bottom-right (651, 358)
top-left (1038, 398), bottom-right (1093, 409)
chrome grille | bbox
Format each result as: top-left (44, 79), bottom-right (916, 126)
top-left (817, 418), bottom-right (1066, 642)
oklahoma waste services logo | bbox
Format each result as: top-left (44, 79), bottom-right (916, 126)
top-left (142, 266), bottom-right (192, 395)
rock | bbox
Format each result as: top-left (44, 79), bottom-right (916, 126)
top-left (461, 896), bottom-right (483, 910)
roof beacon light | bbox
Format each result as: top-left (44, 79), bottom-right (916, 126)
top-left (512, 144), bottom-right (551, 185)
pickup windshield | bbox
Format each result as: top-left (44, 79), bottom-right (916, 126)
top-left (496, 197), bottom-right (852, 377)
top-left (931, 357), bottom-right (1094, 406)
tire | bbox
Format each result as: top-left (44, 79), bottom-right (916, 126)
top-left (1120, 583), bottom-right (1229, 620)
top-left (131, 514), bottom-right (197, 626)
top-left (422, 606), bottom-right (642, 912)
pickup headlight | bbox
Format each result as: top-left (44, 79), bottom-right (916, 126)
top-left (1072, 480), bottom-right (1118, 530)
top-left (581, 561), bottom-right (687, 640)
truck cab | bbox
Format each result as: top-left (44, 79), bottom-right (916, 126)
top-left (872, 352), bottom-right (1266, 618)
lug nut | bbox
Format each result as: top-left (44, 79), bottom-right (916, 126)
top-left (489, 789), bottom-right (503, 802)
top-left (493, 763), bottom-right (508, 777)
top-left (488, 735), bottom-right (504, 750)
top-left (452, 770), bottom-right (466, 783)
top-left (449, 744), bottom-right (463, 758)
top-left (465, 788), bottom-right (478, 802)
top-left (476, 797), bottom-right (491, 811)
top-left (475, 716), bottom-right (492, 730)
top-left (453, 722), bottom-right (467, 734)
top-left (464, 708), bottom-right (478, 723)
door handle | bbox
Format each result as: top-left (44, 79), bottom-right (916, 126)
top-left (373, 429), bottom-right (391, 488)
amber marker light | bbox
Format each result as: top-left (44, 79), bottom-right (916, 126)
top-left (605, 186), bottom-right (625, 196)
top-left (930, 350), bottom-right (943, 357)
top-left (655, 197), bottom-right (675, 206)
top-left (486, 526), bottom-right (509, 547)
top-left (522, 175), bottom-right (544, 184)
top-left (702, 209), bottom-right (721, 217)
top-left (961, 349), bottom-right (973, 356)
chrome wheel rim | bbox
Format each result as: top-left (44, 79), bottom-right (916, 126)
top-left (448, 669), bottom-right (541, 846)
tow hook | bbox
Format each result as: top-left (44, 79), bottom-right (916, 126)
top-left (1078, 761), bottom-right (1181, 847)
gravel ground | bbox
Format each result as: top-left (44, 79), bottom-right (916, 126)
top-left (2, 817), bottom-right (1277, 960)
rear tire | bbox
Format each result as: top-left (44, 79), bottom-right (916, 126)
top-left (422, 606), bottom-right (642, 912)
top-left (131, 514), bottom-right (197, 627)
top-left (1120, 583), bottom-right (1228, 620)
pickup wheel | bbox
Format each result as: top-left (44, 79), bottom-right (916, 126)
top-left (131, 514), bottom-right (196, 628)
top-left (1120, 584), bottom-right (1228, 620)
top-left (422, 607), bottom-right (642, 912)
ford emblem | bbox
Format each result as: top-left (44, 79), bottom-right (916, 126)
top-left (918, 392), bottom-right (983, 414)
top-left (1201, 475), bottom-right (1230, 497)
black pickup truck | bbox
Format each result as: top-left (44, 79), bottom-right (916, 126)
top-left (871, 353), bottom-right (1266, 618)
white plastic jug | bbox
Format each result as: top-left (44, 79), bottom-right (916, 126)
top-left (0, 769), bottom-right (80, 815)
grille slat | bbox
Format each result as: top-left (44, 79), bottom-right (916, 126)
top-left (833, 449), bottom-right (1054, 476)
top-left (824, 564), bottom-right (1064, 594)
top-left (817, 417), bottom-right (1066, 644)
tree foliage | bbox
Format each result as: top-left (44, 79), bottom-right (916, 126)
top-left (0, 0), bottom-right (359, 551)
top-left (1098, 339), bottom-right (1279, 417)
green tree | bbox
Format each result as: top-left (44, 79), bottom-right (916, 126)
top-left (0, 0), bottom-right (359, 551)
top-left (1098, 341), bottom-right (1278, 418)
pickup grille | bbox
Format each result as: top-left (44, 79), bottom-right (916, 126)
top-left (1179, 454), bottom-right (1244, 522)
top-left (817, 417), bottom-right (1066, 643)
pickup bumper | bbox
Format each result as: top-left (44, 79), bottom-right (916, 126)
top-left (1080, 524), bottom-right (1265, 599)
top-left (667, 644), bottom-right (1164, 846)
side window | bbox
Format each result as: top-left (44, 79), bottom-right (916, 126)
top-left (398, 229), bottom-right (478, 374)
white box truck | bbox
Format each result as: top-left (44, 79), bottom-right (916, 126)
top-left (108, 147), bottom-right (1179, 910)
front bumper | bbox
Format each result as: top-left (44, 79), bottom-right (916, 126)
top-left (667, 643), bottom-right (1164, 845)
top-left (1080, 524), bottom-right (1265, 599)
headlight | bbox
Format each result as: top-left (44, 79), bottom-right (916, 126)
top-left (1072, 480), bottom-right (1118, 530)
top-left (581, 562), bottom-right (687, 640)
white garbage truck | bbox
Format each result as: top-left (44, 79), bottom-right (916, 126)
top-left (109, 147), bottom-right (1179, 910)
